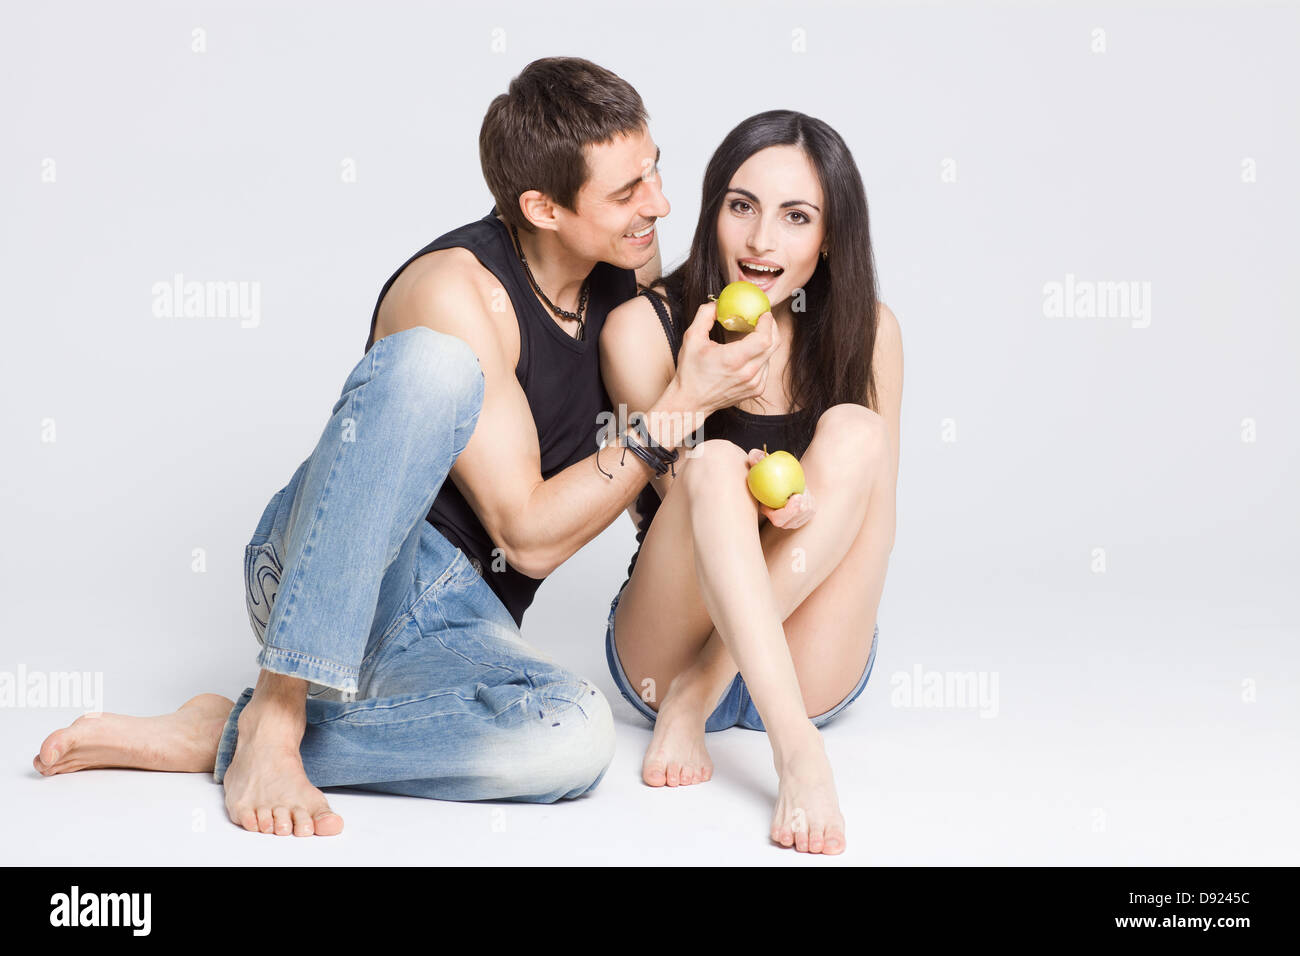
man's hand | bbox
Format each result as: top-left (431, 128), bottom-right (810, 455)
top-left (746, 447), bottom-right (815, 530)
top-left (672, 300), bottom-right (779, 419)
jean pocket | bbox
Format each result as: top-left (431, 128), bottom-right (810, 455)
top-left (244, 530), bottom-right (285, 648)
top-left (248, 487), bottom-right (288, 550)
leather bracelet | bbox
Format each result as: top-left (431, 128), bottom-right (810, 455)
top-left (628, 412), bottom-right (680, 466)
top-left (595, 426), bottom-right (666, 480)
top-left (621, 430), bottom-right (670, 478)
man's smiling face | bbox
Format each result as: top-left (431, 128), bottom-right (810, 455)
top-left (552, 124), bottom-right (670, 270)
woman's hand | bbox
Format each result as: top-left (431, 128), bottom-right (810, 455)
top-left (745, 448), bottom-right (815, 529)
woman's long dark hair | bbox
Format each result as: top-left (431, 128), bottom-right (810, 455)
top-left (647, 110), bottom-right (880, 450)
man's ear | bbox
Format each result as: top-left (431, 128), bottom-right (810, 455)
top-left (518, 190), bottom-right (560, 233)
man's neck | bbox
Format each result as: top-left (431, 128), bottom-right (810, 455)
top-left (498, 214), bottom-right (594, 316)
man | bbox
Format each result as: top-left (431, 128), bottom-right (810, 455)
top-left (32, 56), bottom-right (777, 836)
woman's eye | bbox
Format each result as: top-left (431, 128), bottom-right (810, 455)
top-left (788, 211), bottom-right (809, 224)
top-left (730, 199), bottom-right (752, 214)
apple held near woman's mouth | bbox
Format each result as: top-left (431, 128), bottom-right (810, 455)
top-left (746, 449), bottom-right (806, 509)
top-left (714, 280), bottom-right (770, 333)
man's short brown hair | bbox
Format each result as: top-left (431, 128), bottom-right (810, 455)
top-left (480, 57), bottom-right (648, 234)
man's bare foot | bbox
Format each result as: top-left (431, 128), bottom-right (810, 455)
top-left (642, 676), bottom-right (715, 787)
top-left (33, 693), bottom-right (234, 776)
top-left (770, 725), bottom-right (846, 854)
top-left (221, 691), bottom-right (343, 837)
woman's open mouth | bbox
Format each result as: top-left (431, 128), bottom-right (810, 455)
top-left (737, 258), bottom-right (783, 290)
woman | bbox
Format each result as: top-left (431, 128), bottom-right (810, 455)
top-left (599, 110), bottom-right (903, 855)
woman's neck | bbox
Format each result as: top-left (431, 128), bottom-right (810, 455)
top-left (722, 306), bottom-right (796, 415)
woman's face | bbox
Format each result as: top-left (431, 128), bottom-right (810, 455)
top-left (715, 144), bottom-right (826, 312)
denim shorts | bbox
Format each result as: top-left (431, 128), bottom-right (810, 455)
top-left (603, 582), bottom-right (879, 733)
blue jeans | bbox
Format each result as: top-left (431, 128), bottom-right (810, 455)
top-left (213, 326), bottom-right (615, 803)
top-left (604, 581), bottom-right (879, 732)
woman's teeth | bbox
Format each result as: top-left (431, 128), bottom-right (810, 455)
top-left (740, 261), bottom-right (783, 280)
top-left (628, 225), bottom-right (654, 238)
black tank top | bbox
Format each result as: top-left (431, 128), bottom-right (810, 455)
top-left (622, 288), bottom-right (814, 588)
top-left (365, 207), bottom-right (637, 626)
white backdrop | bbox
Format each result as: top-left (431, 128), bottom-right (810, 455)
top-left (2, 0), bottom-right (1296, 865)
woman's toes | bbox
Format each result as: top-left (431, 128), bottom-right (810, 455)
top-left (236, 809), bottom-right (258, 833)
top-left (772, 821), bottom-right (793, 847)
top-left (793, 813), bottom-right (810, 852)
top-left (808, 823), bottom-right (826, 854)
top-left (256, 807), bottom-right (274, 834)
top-left (665, 763), bottom-right (681, 787)
top-left (824, 824), bottom-right (846, 855)
top-left (642, 758), bottom-right (667, 787)
top-left (272, 806), bottom-right (293, 836)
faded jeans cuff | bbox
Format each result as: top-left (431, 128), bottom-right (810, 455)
top-left (212, 688), bottom-right (253, 784)
top-left (255, 644), bottom-right (360, 695)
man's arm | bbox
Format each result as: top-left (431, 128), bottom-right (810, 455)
top-left (599, 291), bottom-right (685, 511)
top-left (381, 250), bottom-right (776, 579)
top-left (385, 257), bottom-right (695, 579)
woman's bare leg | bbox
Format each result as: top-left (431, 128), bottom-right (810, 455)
top-left (673, 401), bottom-right (897, 734)
top-left (611, 404), bottom-right (890, 852)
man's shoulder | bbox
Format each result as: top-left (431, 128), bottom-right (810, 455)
top-left (372, 244), bottom-right (512, 358)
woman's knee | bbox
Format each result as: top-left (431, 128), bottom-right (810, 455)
top-left (812, 403), bottom-right (887, 468)
top-left (681, 439), bottom-right (748, 496)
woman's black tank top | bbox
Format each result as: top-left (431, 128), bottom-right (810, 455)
top-left (622, 288), bottom-right (814, 588)
top-left (365, 207), bottom-right (637, 627)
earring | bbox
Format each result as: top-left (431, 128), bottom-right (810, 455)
top-left (820, 249), bottom-right (829, 260)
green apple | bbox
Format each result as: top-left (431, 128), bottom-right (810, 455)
top-left (714, 280), bottom-right (770, 333)
top-left (746, 449), bottom-right (806, 509)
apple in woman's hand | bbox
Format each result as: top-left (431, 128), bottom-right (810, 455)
top-left (746, 447), bottom-right (806, 509)
top-left (713, 280), bottom-right (770, 333)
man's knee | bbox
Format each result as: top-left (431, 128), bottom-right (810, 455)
top-left (380, 325), bottom-right (485, 418)
top-left (534, 679), bottom-right (617, 801)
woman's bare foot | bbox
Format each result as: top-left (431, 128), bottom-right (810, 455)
top-left (642, 676), bottom-right (715, 787)
top-left (770, 724), bottom-right (846, 854)
top-left (33, 693), bottom-right (234, 776)
top-left (220, 688), bottom-right (343, 837)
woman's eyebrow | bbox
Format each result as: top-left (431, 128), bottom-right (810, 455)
top-left (726, 186), bottom-right (820, 212)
